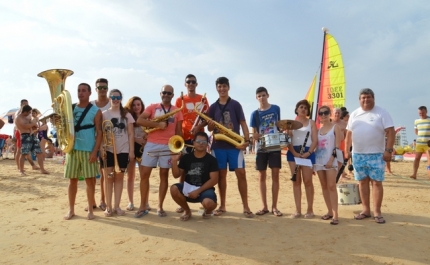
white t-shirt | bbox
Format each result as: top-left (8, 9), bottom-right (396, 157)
top-left (90, 100), bottom-right (111, 112)
top-left (102, 110), bottom-right (135, 154)
top-left (347, 105), bottom-right (394, 154)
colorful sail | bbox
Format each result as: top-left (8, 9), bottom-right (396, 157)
top-left (316, 32), bottom-right (346, 115)
top-left (304, 74), bottom-right (317, 118)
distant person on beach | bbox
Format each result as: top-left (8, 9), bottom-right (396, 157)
top-left (63, 83), bottom-right (102, 220)
top-left (250, 87), bottom-right (283, 217)
top-left (345, 88), bottom-right (394, 224)
top-left (332, 108), bottom-right (348, 181)
top-left (410, 106), bottom-right (430, 180)
top-left (45, 139), bottom-right (55, 158)
top-left (170, 132), bottom-right (219, 221)
top-left (15, 105), bottom-right (49, 175)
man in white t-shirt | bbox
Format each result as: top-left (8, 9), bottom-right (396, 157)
top-left (345, 88), bottom-right (394, 224)
top-left (90, 78), bottom-right (111, 212)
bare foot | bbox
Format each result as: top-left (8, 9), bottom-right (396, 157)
top-left (87, 212), bottom-right (95, 220)
top-left (64, 211), bottom-right (75, 220)
top-left (40, 169), bottom-right (49, 174)
top-left (19, 171), bottom-right (27, 176)
top-left (409, 175), bottom-right (417, 179)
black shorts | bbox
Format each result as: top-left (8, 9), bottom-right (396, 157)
top-left (134, 142), bottom-right (144, 160)
top-left (105, 151), bottom-right (129, 171)
top-left (255, 151), bottom-right (281, 170)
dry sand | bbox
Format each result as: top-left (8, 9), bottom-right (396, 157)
top-left (0, 155), bottom-right (429, 265)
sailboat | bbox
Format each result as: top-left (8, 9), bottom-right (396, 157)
top-left (305, 27), bottom-right (346, 123)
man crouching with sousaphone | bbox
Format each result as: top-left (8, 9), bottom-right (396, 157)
top-left (134, 85), bottom-right (184, 218)
top-left (55, 83), bottom-right (103, 220)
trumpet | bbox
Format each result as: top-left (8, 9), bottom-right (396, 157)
top-left (102, 120), bottom-right (121, 176)
top-left (144, 92), bottom-right (184, 134)
top-left (194, 99), bottom-right (245, 147)
top-left (190, 93), bottom-right (208, 134)
top-left (147, 135), bottom-right (193, 157)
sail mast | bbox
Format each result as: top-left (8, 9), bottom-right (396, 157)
top-left (315, 27), bottom-right (328, 121)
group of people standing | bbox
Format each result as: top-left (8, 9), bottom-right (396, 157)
top-left (16, 73), bottom-right (394, 225)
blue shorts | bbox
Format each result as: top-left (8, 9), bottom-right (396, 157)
top-left (211, 148), bottom-right (245, 171)
top-left (352, 153), bottom-right (385, 182)
top-left (173, 183), bottom-right (217, 203)
top-left (286, 146), bottom-right (315, 164)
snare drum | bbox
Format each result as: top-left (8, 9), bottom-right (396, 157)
top-left (337, 183), bottom-right (361, 205)
top-left (261, 133), bottom-right (290, 151)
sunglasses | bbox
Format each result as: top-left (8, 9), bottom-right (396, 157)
top-left (110, 95), bottom-right (122, 100)
top-left (161, 91), bottom-right (173, 96)
top-left (318, 110), bottom-right (330, 116)
top-left (97, 86), bottom-right (108, 90)
top-left (195, 140), bottom-right (208, 144)
top-left (186, 80), bottom-right (197, 84)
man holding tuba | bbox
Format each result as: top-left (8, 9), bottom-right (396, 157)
top-left (207, 77), bottom-right (254, 218)
top-left (63, 83), bottom-right (103, 220)
top-left (134, 85), bottom-right (184, 218)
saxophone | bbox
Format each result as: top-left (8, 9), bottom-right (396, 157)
top-left (194, 98), bottom-right (245, 147)
top-left (144, 92), bottom-right (184, 134)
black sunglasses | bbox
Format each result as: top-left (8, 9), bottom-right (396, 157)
top-left (318, 110), bottom-right (330, 116)
top-left (161, 91), bottom-right (173, 96)
top-left (186, 80), bottom-right (197, 84)
top-left (97, 86), bottom-right (108, 90)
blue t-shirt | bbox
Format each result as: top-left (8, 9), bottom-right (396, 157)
top-left (208, 98), bottom-right (245, 150)
top-left (73, 104), bottom-right (99, 152)
top-left (250, 105), bottom-right (281, 135)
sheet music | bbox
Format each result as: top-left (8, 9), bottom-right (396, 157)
top-left (182, 181), bottom-right (200, 197)
top-left (294, 157), bottom-right (313, 168)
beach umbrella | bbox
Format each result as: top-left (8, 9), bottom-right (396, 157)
top-left (1, 107), bottom-right (19, 123)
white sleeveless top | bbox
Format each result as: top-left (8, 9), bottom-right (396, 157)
top-left (291, 119), bottom-right (312, 147)
top-left (314, 125), bottom-right (337, 171)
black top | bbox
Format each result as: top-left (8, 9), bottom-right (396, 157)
top-left (178, 153), bottom-right (219, 188)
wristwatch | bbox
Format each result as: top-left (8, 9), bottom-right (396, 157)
top-left (385, 148), bottom-right (393, 153)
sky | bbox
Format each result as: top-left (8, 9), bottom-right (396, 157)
top-left (1, 0), bottom-right (429, 144)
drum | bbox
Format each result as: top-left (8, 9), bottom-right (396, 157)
top-left (260, 133), bottom-right (289, 151)
top-left (337, 183), bottom-right (361, 205)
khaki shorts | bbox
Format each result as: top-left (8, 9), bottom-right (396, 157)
top-left (64, 150), bottom-right (99, 179)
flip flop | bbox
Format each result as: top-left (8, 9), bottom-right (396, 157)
top-left (255, 209), bottom-right (270, 215)
top-left (243, 211), bottom-right (254, 218)
top-left (374, 216), bottom-right (386, 224)
top-left (84, 205), bottom-right (97, 212)
top-left (213, 209), bottom-right (226, 216)
top-left (99, 203), bottom-right (107, 211)
top-left (175, 207), bottom-right (184, 213)
top-left (134, 209), bottom-right (149, 218)
top-left (272, 210), bottom-right (283, 217)
top-left (304, 213), bottom-right (315, 219)
top-left (291, 212), bottom-right (302, 219)
top-left (157, 210), bottom-right (167, 217)
top-left (354, 213), bottom-right (371, 220)
top-left (330, 219), bottom-right (339, 225)
top-left (126, 203), bottom-right (134, 211)
top-left (321, 214), bottom-right (333, 220)
top-left (180, 214), bottom-right (191, 221)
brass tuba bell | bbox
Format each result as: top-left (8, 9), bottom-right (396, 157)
top-left (38, 69), bottom-right (75, 153)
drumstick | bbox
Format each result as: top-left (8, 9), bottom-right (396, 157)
top-left (336, 159), bottom-right (348, 183)
top-left (291, 131), bottom-right (310, 182)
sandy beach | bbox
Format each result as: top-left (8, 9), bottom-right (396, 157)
top-left (0, 155), bottom-right (429, 265)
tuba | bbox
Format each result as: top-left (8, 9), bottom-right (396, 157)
top-left (194, 97), bottom-right (245, 147)
top-left (102, 120), bottom-right (121, 176)
top-left (38, 69), bottom-right (75, 153)
top-left (144, 92), bottom-right (184, 134)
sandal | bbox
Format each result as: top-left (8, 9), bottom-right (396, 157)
top-left (255, 209), bottom-right (270, 215)
top-left (330, 219), bottom-right (339, 225)
top-left (134, 209), bottom-right (149, 218)
top-left (180, 214), bottom-right (191, 221)
top-left (84, 205), bottom-right (97, 211)
top-left (104, 210), bottom-right (112, 217)
top-left (175, 207), bottom-right (184, 213)
top-left (114, 208), bottom-right (125, 216)
top-left (304, 213), bottom-right (315, 219)
top-left (99, 202), bottom-right (107, 211)
top-left (157, 210), bottom-right (167, 217)
top-left (291, 212), bottom-right (302, 219)
top-left (272, 210), bottom-right (283, 217)
top-left (126, 203), bottom-right (134, 211)
top-left (374, 216), bottom-right (386, 224)
top-left (321, 214), bottom-right (333, 220)
top-left (354, 213), bottom-right (371, 220)
top-left (243, 211), bottom-right (254, 218)
top-left (213, 209), bottom-right (226, 216)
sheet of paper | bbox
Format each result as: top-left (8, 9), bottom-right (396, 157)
top-left (182, 181), bottom-right (200, 197)
top-left (294, 157), bottom-right (313, 168)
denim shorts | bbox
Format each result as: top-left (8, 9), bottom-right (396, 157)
top-left (173, 183), bottom-right (217, 203)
